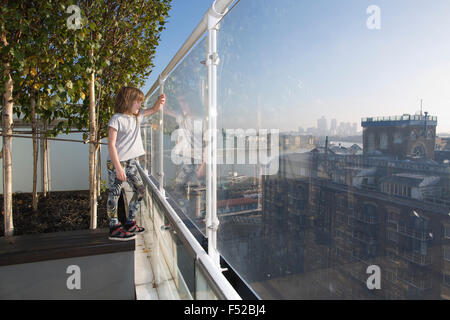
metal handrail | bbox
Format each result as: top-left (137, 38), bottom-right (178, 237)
top-left (136, 162), bottom-right (241, 300)
top-left (145, 0), bottom-right (236, 98)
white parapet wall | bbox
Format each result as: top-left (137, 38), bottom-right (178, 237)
top-left (0, 133), bottom-right (109, 193)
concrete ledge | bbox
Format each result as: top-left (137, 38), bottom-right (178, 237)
top-left (0, 229), bottom-right (135, 300)
top-left (0, 228), bottom-right (134, 266)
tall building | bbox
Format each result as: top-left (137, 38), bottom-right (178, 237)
top-left (259, 138), bottom-right (450, 299)
top-left (361, 114), bottom-right (437, 160)
top-left (330, 119), bottom-right (337, 136)
top-left (351, 122), bottom-right (358, 135)
top-left (317, 116), bottom-right (328, 136)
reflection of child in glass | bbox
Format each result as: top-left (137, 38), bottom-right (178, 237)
top-left (164, 93), bottom-right (206, 190)
top-left (107, 86), bottom-right (166, 241)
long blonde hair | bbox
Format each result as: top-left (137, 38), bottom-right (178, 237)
top-left (114, 86), bottom-right (145, 122)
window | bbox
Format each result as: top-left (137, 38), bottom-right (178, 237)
top-left (412, 144), bottom-right (426, 158)
top-left (394, 132), bottom-right (403, 144)
top-left (444, 247), bottom-right (450, 261)
top-left (388, 211), bottom-right (399, 224)
top-left (420, 241), bottom-right (428, 255)
top-left (387, 231), bottom-right (399, 243)
top-left (444, 273), bottom-right (450, 287)
top-left (368, 134), bottom-right (375, 152)
top-left (380, 133), bottom-right (388, 150)
top-left (444, 226), bottom-right (450, 239)
top-left (348, 200), bottom-right (354, 210)
top-left (348, 216), bottom-right (355, 226)
top-left (336, 213), bottom-right (345, 224)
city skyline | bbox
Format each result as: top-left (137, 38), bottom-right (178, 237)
top-left (297, 116), bottom-right (360, 137)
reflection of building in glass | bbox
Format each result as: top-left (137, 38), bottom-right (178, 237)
top-left (362, 114), bottom-right (437, 160)
top-left (280, 133), bottom-right (318, 152)
top-left (257, 147), bottom-right (450, 299)
top-left (173, 111), bottom-right (450, 299)
top-left (217, 197), bottom-right (258, 215)
top-left (216, 113), bottom-right (450, 300)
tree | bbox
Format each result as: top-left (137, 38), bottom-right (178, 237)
top-left (13, 1), bottom-right (69, 210)
top-left (0, 1), bottom-right (45, 235)
top-left (47, 0), bottom-right (172, 229)
top-left (0, 0), bottom-right (172, 234)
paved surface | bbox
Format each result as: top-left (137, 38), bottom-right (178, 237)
top-left (122, 183), bottom-right (180, 300)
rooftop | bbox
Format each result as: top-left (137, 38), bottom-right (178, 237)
top-left (361, 114), bottom-right (437, 127)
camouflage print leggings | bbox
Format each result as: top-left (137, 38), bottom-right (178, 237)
top-left (106, 158), bottom-right (145, 227)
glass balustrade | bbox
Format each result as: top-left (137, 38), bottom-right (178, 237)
top-left (141, 0), bottom-right (450, 300)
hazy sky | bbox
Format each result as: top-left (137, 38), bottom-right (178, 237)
top-left (144, 0), bottom-right (450, 134)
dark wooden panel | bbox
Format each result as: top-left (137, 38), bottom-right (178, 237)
top-left (0, 228), bottom-right (135, 266)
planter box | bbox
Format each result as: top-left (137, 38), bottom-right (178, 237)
top-left (0, 228), bottom-right (135, 300)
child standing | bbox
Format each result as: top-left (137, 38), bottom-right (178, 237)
top-left (107, 86), bottom-right (165, 240)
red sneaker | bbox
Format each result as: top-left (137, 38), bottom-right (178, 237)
top-left (109, 224), bottom-right (136, 241)
top-left (125, 221), bottom-right (146, 234)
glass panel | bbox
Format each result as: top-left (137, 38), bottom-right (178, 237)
top-left (147, 191), bottom-right (195, 299)
top-left (142, 90), bottom-right (161, 176)
top-left (216, 0), bottom-right (450, 300)
top-left (195, 260), bottom-right (219, 300)
top-left (143, 90), bottom-right (162, 177)
top-left (161, 37), bottom-right (208, 233)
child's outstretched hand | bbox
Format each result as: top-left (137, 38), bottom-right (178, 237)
top-left (157, 94), bottom-right (166, 110)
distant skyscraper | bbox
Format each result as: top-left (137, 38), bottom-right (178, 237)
top-left (317, 116), bottom-right (328, 136)
top-left (351, 122), bottom-right (358, 135)
top-left (330, 118), bottom-right (337, 136)
top-left (337, 122), bottom-right (348, 136)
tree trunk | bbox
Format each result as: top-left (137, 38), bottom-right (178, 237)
top-left (97, 143), bottom-right (101, 197)
top-left (89, 49), bottom-right (97, 229)
top-left (31, 93), bottom-right (38, 212)
top-left (2, 62), bottom-right (14, 237)
top-left (41, 120), bottom-right (48, 197)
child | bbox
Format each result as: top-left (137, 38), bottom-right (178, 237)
top-left (107, 86), bottom-right (166, 241)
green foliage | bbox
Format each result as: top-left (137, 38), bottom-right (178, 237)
top-left (1, 0), bottom-right (172, 140)
top-left (100, 179), bottom-right (108, 195)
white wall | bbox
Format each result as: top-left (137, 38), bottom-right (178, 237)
top-left (0, 133), bottom-right (109, 193)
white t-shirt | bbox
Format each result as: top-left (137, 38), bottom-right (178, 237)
top-left (107, 113), bottom-right (146, 161)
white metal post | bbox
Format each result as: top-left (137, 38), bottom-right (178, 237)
top-left (150, 123), bottom-right (153, 176)
top-left (158, 76), bottom-right (166, 197)
top-left (205, 1), bottom-right (227, 270)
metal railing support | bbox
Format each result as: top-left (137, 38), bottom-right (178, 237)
top-left (158, 75), bottom-right (166, 197)
top-left (205, 0), bottom-right (227, 270)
